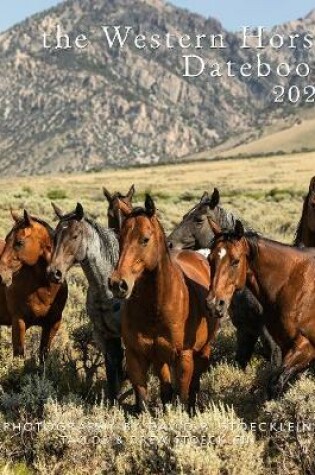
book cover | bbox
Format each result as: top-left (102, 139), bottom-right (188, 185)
top-left (0, 1), bottom-right (314, 473)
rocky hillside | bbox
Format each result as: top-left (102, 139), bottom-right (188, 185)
top-left (0, 0), bottom-right (314, 175)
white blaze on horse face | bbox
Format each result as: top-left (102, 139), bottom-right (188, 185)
top-left (218, 247), bottom-right (227, 260)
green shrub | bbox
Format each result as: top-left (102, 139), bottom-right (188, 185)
top-left (0, 462), bottom-right (34, 475)
top-left (46, 189), bottom-right (67, 200)
top-left (259, 375), bottom-right (315, 474)
top-left (22, 186), bottom-right (33, 196)
top-left (34, 401), bottom-right (264, 475)
top-left (0, 373), bottom-right (56, 418)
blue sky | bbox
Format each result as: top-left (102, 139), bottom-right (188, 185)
top-left (0, 0), bottom-right (314, 32)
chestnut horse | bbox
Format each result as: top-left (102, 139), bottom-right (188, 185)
top-left (206, 219), bottom-right (315, 398)
top-left (0, 210), bottom-right (68, 361)
top-left (294, 176), bottom-right (315, 247)
top-left (103, 185), bottom-right (135, 235)
top-left (110, 195), bottom-right (218, 413)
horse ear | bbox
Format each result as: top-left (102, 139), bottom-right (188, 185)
top-left (51, 202), bottom-right (63, 219)
top-left (207, 217), bottom-right (221, 236)
top-left (234, 220), bottom-right (245, 239)
top-left (127, 184), bottom-right (135, 201)
top-left (145, 194), bottom-right (156, 217)
top-left (310, 176), bottom-right (315, 192)
top-left (209, 188), bottom-right (220, 209)
top-left (200, 191), bottom-right (209, 203)
top-left (23, 210), bottom-right (33, 227)
top-left (103, 187), bottom-right (112, 203)
top-left (10, 208), bottom-right (21, 223)
top-left (75, 203), bottom-right (84, 221)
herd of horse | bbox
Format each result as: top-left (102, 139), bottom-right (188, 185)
top-left (0, 176), bottom-right (314, 414)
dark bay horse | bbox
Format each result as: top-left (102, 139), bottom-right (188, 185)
top-left (103, 185), bottom-right (135, 235)
top-left (206, 219), bottom-right (315, 397)
top-left (168, 188), bottom-right (279, 369)
top-left (48, 203), bottom-right (124, 403)
top-left (110, 195), bottom-right (219, 414)
top-left (294, 176), bottom-right (315, 247)
top-left (0, 210), bottom-right (68, 361)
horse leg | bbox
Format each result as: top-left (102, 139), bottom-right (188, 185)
top-left (189, 349), bottom-right (210, 416)
top-left (231, 290), bottom-right (262, 368)
top-left (39, 319), bottom-right (62, 362)
top-left (268, 336), bottom-right (315, 399)
top-left (104, 337), bottom-right (125, 405)
top-left (125, 347), bottom-right (150, 413)
top-left (175, 350), bottom-right (194, 413)
top-left (12, 316), bottom-right (26, 358)
top-left (235, 328), bottom-right (259, 369)
top-left (260, 326), bottom-right (282, 368)
top-left (154, 361), bottom-right (173, 409)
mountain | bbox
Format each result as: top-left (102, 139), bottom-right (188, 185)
top-left (0, 0), bottom-right (314, 176)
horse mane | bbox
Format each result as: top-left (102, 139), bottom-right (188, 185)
top-left (294, 192), bottom-right (309, 246)
top-left (216, 206), bottom-right (237, 231)
top-left (215, 206), bottom-right (258, 234)
top-left (84, 217), bottom-right (119, 267)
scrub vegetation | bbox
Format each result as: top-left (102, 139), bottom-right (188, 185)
top-left (0, 153), bottom-right (314, 474)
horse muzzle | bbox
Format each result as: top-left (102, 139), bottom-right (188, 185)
top-left (47, 266), bottom-right (64, 284)
top-left (109, 273), bottom-right (133, 299)
top-left (0, 269), bottom-right (13, 288)
top-left (206, 295), bottom-right (229, 319)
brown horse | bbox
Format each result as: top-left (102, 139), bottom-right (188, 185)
top-left (0, 210), bottom-right (68, 361)
top-left (110, 195), bottom-right (218, 413)
top-left (103, 185), bottom-right (135, 235)
top-left (167, 188), bottom-right (280, 369)
top-left (206, 218), bottom-right (315, 398)
top-left (294, 176), bottom-right (315, 247)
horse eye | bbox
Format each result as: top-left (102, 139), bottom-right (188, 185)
top-left (14, 239), bottom-right (25, 249)
top-left (141, 237), bottom-right (150, 246)
top-left (231, 259), bottom-right (240, 268)
top-left (72, 235), bottom-right (79, 240)
top-left (194, 218), bottom-right (204, 225)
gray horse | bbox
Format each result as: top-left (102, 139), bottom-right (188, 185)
top-left (168, 188), bottom-right (281, 369)
top-left (48, 203), bottom-right (124, 403)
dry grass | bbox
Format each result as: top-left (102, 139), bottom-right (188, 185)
top-left (0, 153), bottom-right (313, 474)
top-left (0, 151), bottom-right (314, 239)
top-left (216, 119), bottom-right (315, 158)
top-left (187, 108), bottom-right (315, 161)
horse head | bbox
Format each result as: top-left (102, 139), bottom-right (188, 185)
top-left (167, 188), bottom-right (222, 250)
top-left (206, 219), bottom-right (249, 318)
top-left (110, 194), bottom-right (161, 299)
top-left (0, 210), bottom-right (53, 287)
top-left (48, 202), bottom-right (86, 284)
top-left (103, 184), bottom-right (135, 235)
